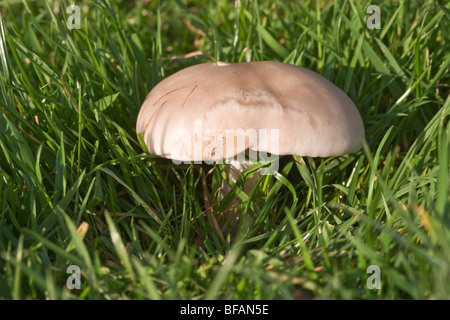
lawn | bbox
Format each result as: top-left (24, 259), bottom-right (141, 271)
top-left (0, 0), bottom-right (449, 300)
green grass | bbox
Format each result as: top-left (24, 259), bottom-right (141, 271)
top-left (0, 0), bottom-right (449, 300)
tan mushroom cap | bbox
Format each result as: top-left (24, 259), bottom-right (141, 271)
top-left (136, 61), bottom-right (365, 162)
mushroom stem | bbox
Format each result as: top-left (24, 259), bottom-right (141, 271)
top-left (221, 159), bottom-right (260, 200)
top-left (201, 168), bottom-right (225, 243)
top-left (219, 159), bottom-right (260, 233)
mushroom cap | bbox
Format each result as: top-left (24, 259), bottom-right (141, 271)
top-left (136, 61), bottom-right (365, 162)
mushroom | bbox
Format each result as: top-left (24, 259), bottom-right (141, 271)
top-left (136, 61), bottom-right (365, 232)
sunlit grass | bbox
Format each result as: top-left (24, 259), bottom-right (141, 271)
top-left (0, 0), bottom-right (449, 299)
